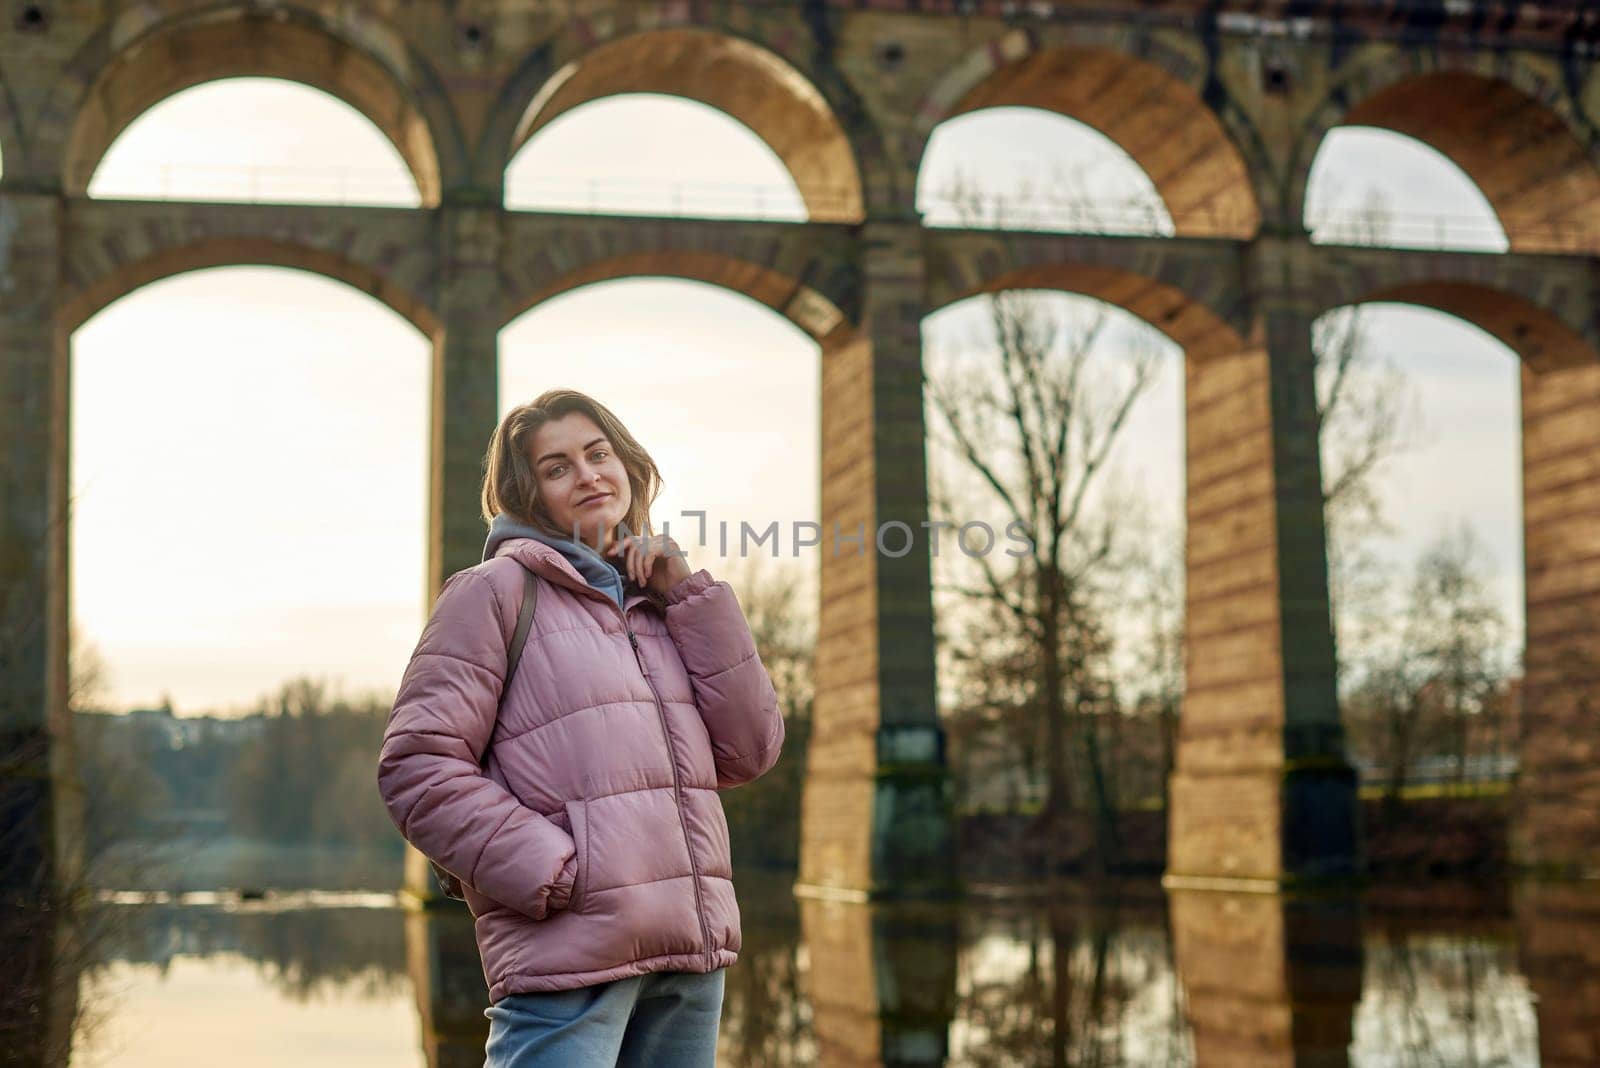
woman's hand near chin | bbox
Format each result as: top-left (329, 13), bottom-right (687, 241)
top-left (607, 531), bottom-right (693, 597)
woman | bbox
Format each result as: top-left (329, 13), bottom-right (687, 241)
top-left (377, 389), bottom-right (785, 1066)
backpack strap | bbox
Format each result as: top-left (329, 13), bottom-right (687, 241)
top-left (473, 563), bottom-right (538, 770)
top-left (501, 562), bottom-right (539, 702)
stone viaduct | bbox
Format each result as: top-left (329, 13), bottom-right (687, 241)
top-left (3, 5), bottom-right (1599, 1055)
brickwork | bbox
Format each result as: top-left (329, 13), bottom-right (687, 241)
top-left (2, 4), bottom-right (1598, 932)
top-left (798, 896), bottom-right (958, 1066)
top-left (402, 908), bottom-right (487, 1068)
top-left (1516, 359), bottom-right (1600, 876)
top-left (56, 200), bottom-right (439, 334)
top-left (431, 207), bottom-right (504, 594)
top-left (1169, 889), bottom-right (1363, 1065)
top-left (498, 214), bottom-right (861, 332)
top-left (1516, 881), bottom-right (1600, 1068)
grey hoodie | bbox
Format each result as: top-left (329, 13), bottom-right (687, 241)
top-left (481, 512), bottom-right (632, 608)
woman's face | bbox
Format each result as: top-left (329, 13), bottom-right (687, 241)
top-left (529, 412), bottom-right (633, 550)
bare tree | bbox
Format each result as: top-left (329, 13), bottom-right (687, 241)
top-left (1343, 522), bottom-right (1509, 804)
top-left (1118, 525), bottom-right (1186, 809)
top-left (0, 489), bottom-right (148, 1065)
top-left (926, 283), bottom-right (1161, 867)
top-left (711, 553), bottom-right (815, 869)
top-left (1312, 231), bottom-right (1432, 708)
top-left (717, 553), bottom-right (815, 729)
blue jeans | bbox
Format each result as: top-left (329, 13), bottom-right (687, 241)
top-left (483, 968), bottom-right (725, 1067)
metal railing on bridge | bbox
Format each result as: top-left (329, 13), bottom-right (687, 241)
top-left (83, 163), bottom-right (1598, 252)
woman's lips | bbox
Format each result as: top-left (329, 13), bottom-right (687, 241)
top-left (578, 493), bottom-right (610, 507)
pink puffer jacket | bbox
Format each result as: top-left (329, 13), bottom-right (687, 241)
top-left (376, 535), bottom-right (784, 1000)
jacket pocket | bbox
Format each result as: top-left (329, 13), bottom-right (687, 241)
top-left (562, 798), bottom-right (589, 913)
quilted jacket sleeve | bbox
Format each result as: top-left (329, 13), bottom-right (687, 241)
top-left (661, 568), bottom-right (786, 789)
top-left (377, 569), bottom-right (577, 918)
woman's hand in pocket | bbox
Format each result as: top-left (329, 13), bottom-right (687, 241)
top-left (559, 799), bottom-right (588, 913)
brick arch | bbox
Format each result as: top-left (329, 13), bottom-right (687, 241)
top-left (59, 237), bottom-right (439, 339)
top-left (501, 249), bottom-right (853, 348)
top-left (913, 28), bottom-right (1262, 239)
top-left (52, 4), bottom-right (462, 205)
top-left (931, 262), bottom-right (1245, 364)
top-left (482, 22), bottom-right (883, 222)
top-left (927, 232), bottom-right (1249, 361)
top-left (1336, 282), bottom-right (1596, 376)
top-left (1310, 245), bottom-right (1600, 374)
top-left (1299, 52), bottom-right (1600, 253)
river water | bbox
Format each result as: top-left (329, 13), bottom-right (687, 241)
top-left (63, 846), bottom-right (1597, 1066)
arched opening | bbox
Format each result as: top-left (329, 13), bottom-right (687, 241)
top-left (69, 266), bottom-right (430, 713)
top-left (1305, 127), bottom-right (1506, 251)
top-left (504, 29), bottom-right (862, 222)
top-left (1356, 281), bottom-right (1596, 374)
top-left (62, 12), bottom-right (445, 205)
top-left (500, 277), bottom-right (821, 554)
top-left (1309, 71), bottom-right (1600, 253)
top-left (506, 93), bottom-right (804, 221)
top-left (918, 43), bottom-right (1259, 238)
top-left (500, 249), bottom-right (851, 348)
top-left (917, 107), bottom-right (1173, 235)
top-left (59, 237), bottom-right (439, 340)
top-left (935, 263), bottom-right (1243, 364)
top-left (1312, 302), bottom-right (1524, 792)
top-left (87, 78), bottom-right (421, 207)
top-left (921, 286), bottom-right (1184, 814)
top-left (1314, 282), bottom-right (1600, 868)
top-left (499, 275), bottom-right (822, 871)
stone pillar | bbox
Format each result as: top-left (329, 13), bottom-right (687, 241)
top-left (1515, 880), bottom-right (1600, 1068)
top-left (404, 203), bottom-right (505, 903)
top-left (405, 908), bottom-right (494, 1067)
top-left (1515, 357), bottom-right (1600, 874)
top-left (799, 897), bottom-right (958, 1066)
top-left (1169, 259), bottom-right (1359, 884)
top-left (798, 219), bottom-right (954, 899)
top-left (0, 189), bottom-right (83, 1062)
top-left (428, 205), bottom-right (504, 594)
top-left (1170, 888), bottom-right (1364, 1067)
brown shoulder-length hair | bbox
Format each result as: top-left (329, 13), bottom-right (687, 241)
top-left (480, 389), bottom-right (662, 541)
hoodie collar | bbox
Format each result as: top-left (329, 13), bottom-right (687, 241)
top-left (482, 512), bottom-right (648, 612)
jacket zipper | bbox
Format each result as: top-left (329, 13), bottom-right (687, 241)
top-left (527, 565), bottom-right (714, 968)
top-left (625, 625), bottom-right (716, 971)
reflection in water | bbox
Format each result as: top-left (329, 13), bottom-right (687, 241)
top-left (70, 898), bottom-right (417, 1067)
top-left (952, 891), bottom-right (1190, 1067)
top-left (720, 873), bottom-right (814, 1065)
top-left (403, 906), bottom-right (490, 1068)
top-left (1170, 888), bottom-right (1363, 1066)
top-left (1516, 882), bottom-right (1600, 1068)
top-left (81, 899), bottom-right (409, 1000)
top-left (1355, 928), bottom-right (1536, 1067)
top-left (75, 957), bottom-right (420, 1067)
top-left (62, 876), bottom-right (1591, 1066)
top-left (799, 894), bottom-right (959, 1065)
top-left (4, 901), bottom-right (79, 1066)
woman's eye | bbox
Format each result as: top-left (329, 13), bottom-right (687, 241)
top-left (592, 450), bottom-right (608, 461)
top-left (546, 465), bottom-right (564, 478)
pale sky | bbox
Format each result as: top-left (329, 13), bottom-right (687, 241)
top-left (59, 78), bottom-right (1523, 714)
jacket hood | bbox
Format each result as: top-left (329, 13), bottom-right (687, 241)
top-left (482, 513), bottom-right (629, 608)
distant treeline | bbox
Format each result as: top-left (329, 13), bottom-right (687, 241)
top-left (75, 665), bottom-right (811, 872)
top-left (76, 679), bottom-right (398, 857)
